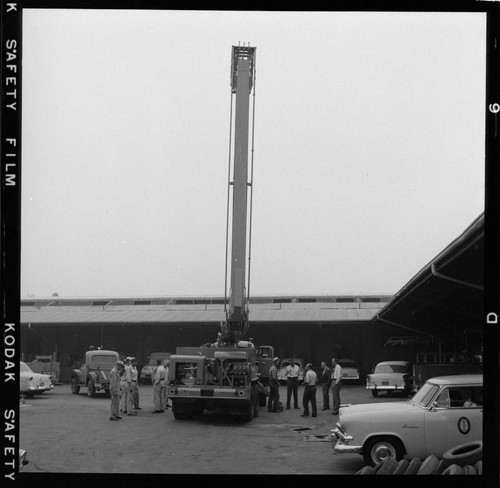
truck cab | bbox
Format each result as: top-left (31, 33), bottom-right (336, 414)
top-left (70, 349), bottom-right (119, 397)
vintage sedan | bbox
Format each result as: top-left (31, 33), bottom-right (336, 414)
top-left (331, 374), bottom-right (483, 466)
top-left (20, 361), bottom-right (54, 397)
top-left (338, 359), bottom-right (361, 382)
top-left (366, 360), bottom-right (413, 397)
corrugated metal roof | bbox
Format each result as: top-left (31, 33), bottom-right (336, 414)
top-left (21, 301), bottom-right (386, 324)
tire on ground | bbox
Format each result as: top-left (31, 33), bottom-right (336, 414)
top-left (376, 457), bottom-right (398, 475)
top-left (404, 457), bottom-right (422, 475)
top-left (417, 455), bottom-right (440, 475)
top-left (433, 459), bottom-right (448, 475)
top-left (356, 466), bottom-right (376, 475)
top-left (442, 464), bottom-right (465, 475)
top-left (463, 465), bottom-right (477, 475)
top-left (442, 441), bottom-right (482, 467)
top-left (392, 459), bottom-right (409, 475)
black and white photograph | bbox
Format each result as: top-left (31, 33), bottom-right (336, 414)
top-left (1, 1), bottom-right (499, 483)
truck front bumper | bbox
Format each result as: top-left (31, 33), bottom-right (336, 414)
top-left (330, 426), bottom-right (362, 454)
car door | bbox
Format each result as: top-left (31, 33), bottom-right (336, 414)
top-left (423, 386), bottom-right (482, 457)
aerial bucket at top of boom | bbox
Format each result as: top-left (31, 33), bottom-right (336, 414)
top-left (221, 45), bottom-right (256, 345)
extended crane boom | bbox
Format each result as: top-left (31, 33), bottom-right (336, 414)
top-left (221, 45), bottom-right (256, 345)
top-left (166, 46), bottom-right (274, 421)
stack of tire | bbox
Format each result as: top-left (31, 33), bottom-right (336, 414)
top-left (356, 441), bottom-right (482, 475)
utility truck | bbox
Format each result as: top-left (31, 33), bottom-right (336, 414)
top-left (167, 46), bottom-right (274, 420)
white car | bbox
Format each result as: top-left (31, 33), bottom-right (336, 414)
top-left (331, 374), bottom-right (483, 466)
top-left (338, 359), bottom-right (361, 382)
top-left (20, 361), bottom-right (54, 397)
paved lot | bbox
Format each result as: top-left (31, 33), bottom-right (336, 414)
top-left (19, 382), bottom-right (408, 475)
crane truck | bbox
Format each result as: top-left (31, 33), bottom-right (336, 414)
top-left (166, 46), bottom-right (275, 421)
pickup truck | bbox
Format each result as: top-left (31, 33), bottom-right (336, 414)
top-left (70, 349), bottom-right (119, 397)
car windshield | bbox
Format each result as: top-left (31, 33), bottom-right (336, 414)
top-left (20, 362), bottom-right (33, 373)
top-left (149, 354), bottom-right (170, 365)
top-left (411, 382), bottom-right (440, 407)
top-left (91, 355), bottom-right (116, 365)
top-left (374, 364), bottom-right (409, 374)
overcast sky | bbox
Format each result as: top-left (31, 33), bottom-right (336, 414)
top-left (20, 9), bottom-right (486, 299)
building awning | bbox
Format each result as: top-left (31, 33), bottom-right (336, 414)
top-left (373, 213), bottom-right (484, 338)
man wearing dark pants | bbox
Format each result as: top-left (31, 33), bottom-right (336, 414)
top-left (268, 357), bottom-right (280, 412)
top-left (331, 357), bottom-right (343, 415)
top-left (301, 363), bottom-right (318, 417)
top-left (285, 358), bottom-right (300, 409)
top-left (320, 361), bottom-right (332, 410)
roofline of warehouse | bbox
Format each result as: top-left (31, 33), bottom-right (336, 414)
top-left (375, 211), bottom-right (484, 324)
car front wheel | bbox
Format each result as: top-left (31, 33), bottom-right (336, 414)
top-left (363, 436), bottom-right (404, 467)
top-left (71, 377), bottom-right (80, 394)
top-left (87, 380), bottom-right (96, 398)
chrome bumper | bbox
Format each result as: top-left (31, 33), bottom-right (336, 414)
top-left (330, 426), bottom-right (362, 454)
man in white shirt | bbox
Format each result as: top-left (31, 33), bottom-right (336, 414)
top-left (124, 357), bottom-right (137, 416)
top-left (285, 358), bottom-right (300, 409)
top-left (300, 363), bottom-right (318, 417)
top-left (331, 358), bottom-right (343, 415)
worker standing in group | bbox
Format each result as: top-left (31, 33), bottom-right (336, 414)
top-left (124, 357), bottom-right (137, 416)
top-left (162, 359), bottom-right (171, 410)
top-left (152, 359), bottom-right (166, 413)
top-left (285, 358), bottom-right (300, 410)
top-left (120, 360), bottom-right (128, 413)
top-left (109, 360), bottom-right (124, 420)
top-left (320, 360), bottom-right (332, 410)
top-left (301, 363), bottom-right (318, 417)
top-left (268, 357), bottom-right (280, 413)
top-left (131, 358), bottom-right (141, 410)
top-left (331, 357), bottom-right (343, 415)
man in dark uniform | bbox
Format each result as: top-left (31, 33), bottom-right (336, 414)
top-left (268, 357), bottom-right (280, 412)
top-left (320, 361), bottom-right (332, 410)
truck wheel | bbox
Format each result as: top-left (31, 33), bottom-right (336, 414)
top-left (242, 399), bottom-right (254, 421)
top-left (70, 377), bottom-right (80, 395)
top-left (363, 436), bottom-right (404, 466)
top-left (259, 392), bottom-right (267, 407)
top-left (87, 380), bottom-right (96, 398)
top-left (371, 390), bottom-right (379, 397)
top-left (253, 394), bottom-right (259, 418)
top-left (442, 441), bottom-right (482, 467)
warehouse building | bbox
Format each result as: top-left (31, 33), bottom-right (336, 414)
top-left (20, 213), bottom-right (483, 382)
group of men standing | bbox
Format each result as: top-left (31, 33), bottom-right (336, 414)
top-left (109, 356), bottom-right (141, 420)
top-left (109, 356), bottom-right (170, 420)
top-left (267, 357), bottom-right (343, 418)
